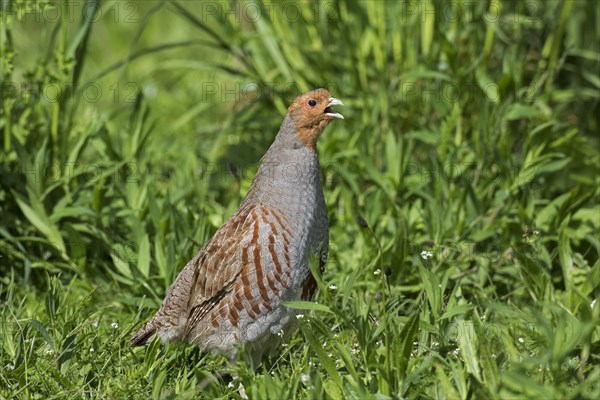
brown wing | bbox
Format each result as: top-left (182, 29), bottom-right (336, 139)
top-left (130, 203), bottom-right (258, 345)
top-left (182, 203), bottom-right (259, 334)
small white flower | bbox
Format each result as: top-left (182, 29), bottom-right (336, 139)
top-left (227, 382), bottom-right (235, 389)
top-left (111, 322), bottom-right (119, 329)
top-left (420, 251), bottom-right (433, 260)
top-left (44, 348), bottom-right (54, 355)
top-left (492, 353), bottom-right (497, 358)
top-left (282, 343), bottom-right (288, 348)
top-left (296, 314), bottom-right (305, 320)
top-left (89, 347), bottom-right (94, 353)
top-left (300, 374), bottom-right (310, 383)
top-left (328, 284), bottom-right (337, 290)
top-left (277, 329), bottom-right (284, 337)
top-left (374, 269), bottom-right (381, 275)
top-left (453, 348), bottom-right (459, 356)
top-left (6, 363), bottom-right (14, 371)
top-left (518, 337), bottom-right (525, 344)
top-left (91, 320), bottom-right (99, 328)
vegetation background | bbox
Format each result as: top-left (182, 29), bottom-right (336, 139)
top-left (1, 0), bottom-right (598, 398)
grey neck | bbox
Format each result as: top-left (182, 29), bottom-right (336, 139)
top-left (241, 115), bottom-right (322, 215)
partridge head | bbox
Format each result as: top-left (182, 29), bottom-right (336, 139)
top-left (131, 88), bottom-right (343, 364)
top-left (287, 88), bottom-right (344, 149)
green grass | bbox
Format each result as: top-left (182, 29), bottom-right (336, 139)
top-left (1, 0), bottom-right (599, 398)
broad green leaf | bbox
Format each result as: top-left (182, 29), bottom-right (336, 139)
top-left (112, 253), bottom-right (133, 280)
top-left (137, 234), bottom-right (151, 278)
top-left (456, 320), bottom-right (480, 380)
top-left (398, 311), bottom-right (420, 378)
top-left (435, 363), bottom-right (461, 400)
top-left (300, 323), bottom-right (342, 390)
top-left (440, 304), bottom-right (475, 321)
top-left (282, 301), bottom-right (334, 314)
top-left (559, 227), bottom-right (574, 291)
top-left (12, 191), bottom-right (65, 256)
top-left (27, 319), bottom-right (54, 348)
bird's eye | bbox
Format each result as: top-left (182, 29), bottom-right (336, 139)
top-left (307, 99), bottom-right (317, 107)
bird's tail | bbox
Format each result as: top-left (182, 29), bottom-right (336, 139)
top-left (130, 319), bottom-right (158, 346)
top-left (131, 307), bottom-right (183, 346)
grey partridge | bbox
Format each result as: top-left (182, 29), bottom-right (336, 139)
top-left (131, 88), bottom-right (343, 363)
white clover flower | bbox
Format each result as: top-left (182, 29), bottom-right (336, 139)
top-left (328, 284), bottom-right (337, 290)
top-left (518, 337), bottom-right (524, 344)
top-left (420, 251), bottom-right (433, 260)
top-left (91, 321), bottom-right (99, 328)
top-left (89, 347), bottom-right (94, 353)
top-left (374, 269), bottom-right (381, 275)
top-left (111, 322), bottom-right (119, 329)
top-left (300, 374), bottom-right (310, 383)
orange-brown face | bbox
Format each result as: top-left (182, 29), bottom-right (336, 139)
top-left (287, 88), bottom-right (343, 149)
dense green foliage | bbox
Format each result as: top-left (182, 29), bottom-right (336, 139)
top-left (1, 0), bottom-right (598, 398)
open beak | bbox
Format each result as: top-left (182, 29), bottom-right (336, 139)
top-left (324, 97), bottom-right (344, 119)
